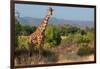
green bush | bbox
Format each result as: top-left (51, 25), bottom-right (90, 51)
top-left (44, 25), bottom-right (61, 48)
top-left (17, 36), bottom-right (29, 50)
top-left (62, 33), bottom-right (81, 45)
top-left (76, 34), bottom-right (91, 44)
top-left (44, 43), bottom-right (52, 49)
top-left (86, 32), bottom-right (94, 41)
top-left (21, 25), bottom-right (36, 35)
top-left (63, 34), bottom-right (74, 44)
top-left (56, 24), bottom-right (80, 36)
top-left (73, 33), bottom-right (82, 43)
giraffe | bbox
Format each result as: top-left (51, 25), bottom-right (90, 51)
top-left (28, 7), bottom-right (54, 60)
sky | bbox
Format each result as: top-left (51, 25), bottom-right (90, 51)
top-left (15, 3), bottom-right (94, 21)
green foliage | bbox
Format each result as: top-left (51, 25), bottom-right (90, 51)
top-left (63, 34), bottom-right (74, 44)
top-left (21, 25), bottom-right (36, 35)
top-left (73, 33), bottom-right (82, 43)
top-left (17, 36), bottom-right (29, 50)
top-left (57, 24), bottom-right (80, 36)
top-left (15, 18), bottom-right (22, 47)
top-left (67, 26), bottom-right (80, 34)
top-left (80, 30), bottom-right (87, 35)
top-left (77, 32), bottom-right (93, 44)
top-left (44, 24), bottom-right (61, 48)
top-left (44, 43), bottom-right (52, 49)
top-left (77, 35), bottom-right (90, 44)
top-left (87, 32), bottom-right (94, 41)
top-left (15, 22), bottom-right (22, 36)
top-left (63, 30), bottom-right (93, 45)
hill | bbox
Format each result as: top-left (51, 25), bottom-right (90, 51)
top-left (17, 17), bottom-right (94, 28)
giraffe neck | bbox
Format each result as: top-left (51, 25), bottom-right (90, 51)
top-left (36, 15), bottom-right (51, 33)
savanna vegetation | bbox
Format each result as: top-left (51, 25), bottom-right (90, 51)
top-left (14, 18), bottom-right (95, 66)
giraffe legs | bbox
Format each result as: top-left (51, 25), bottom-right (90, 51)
top-left (37, 36), bottom-right (44, 62)
top-left (28, 42), bottom-right (33, 57)
top-left (38, 43), bottom-right (43, 62)
top-left (28, 35), bottom-right (44, 63)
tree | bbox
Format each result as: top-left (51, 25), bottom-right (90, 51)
top-left (21, 25), bottom-right (36, 35)
top-left (56, 24), bottom-right (80, 36)
top-left (15, 17), bottom-right (22, 48)
top-left (44, 24), bottom-right (61, 48)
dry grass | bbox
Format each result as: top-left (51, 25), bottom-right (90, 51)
top-left (14, 40), bottom-right (95, 66)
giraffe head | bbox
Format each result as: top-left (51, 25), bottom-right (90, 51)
top-left (47, 7), bottom-right (54, 16)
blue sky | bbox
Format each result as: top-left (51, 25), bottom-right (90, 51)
top-left (15, 4), bottom-right (94, 21)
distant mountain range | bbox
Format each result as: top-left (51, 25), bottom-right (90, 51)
top-left (17, 17), bottom-right (94, 28)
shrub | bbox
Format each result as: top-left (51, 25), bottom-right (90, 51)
top-left (73, 33), bottom-right (82, 43)
top-left (77, 46), bottom-right (94, 56)
top-left (21, 25), bottom-right (36, 35)
top-left (86, 32), bottom-right (94, 42)
top-left (63, 34), bottom-right (74, 44)
top-left (44, 43), bottom-right (53, 49)
top-left (44, 25), bottom-right (61, 48)
top-left (17, 36), bottom-right (29, 50)
top-left (62, 33), bottom-right (81, 45)
top-left (76, 34), bottom-right (91, 44)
